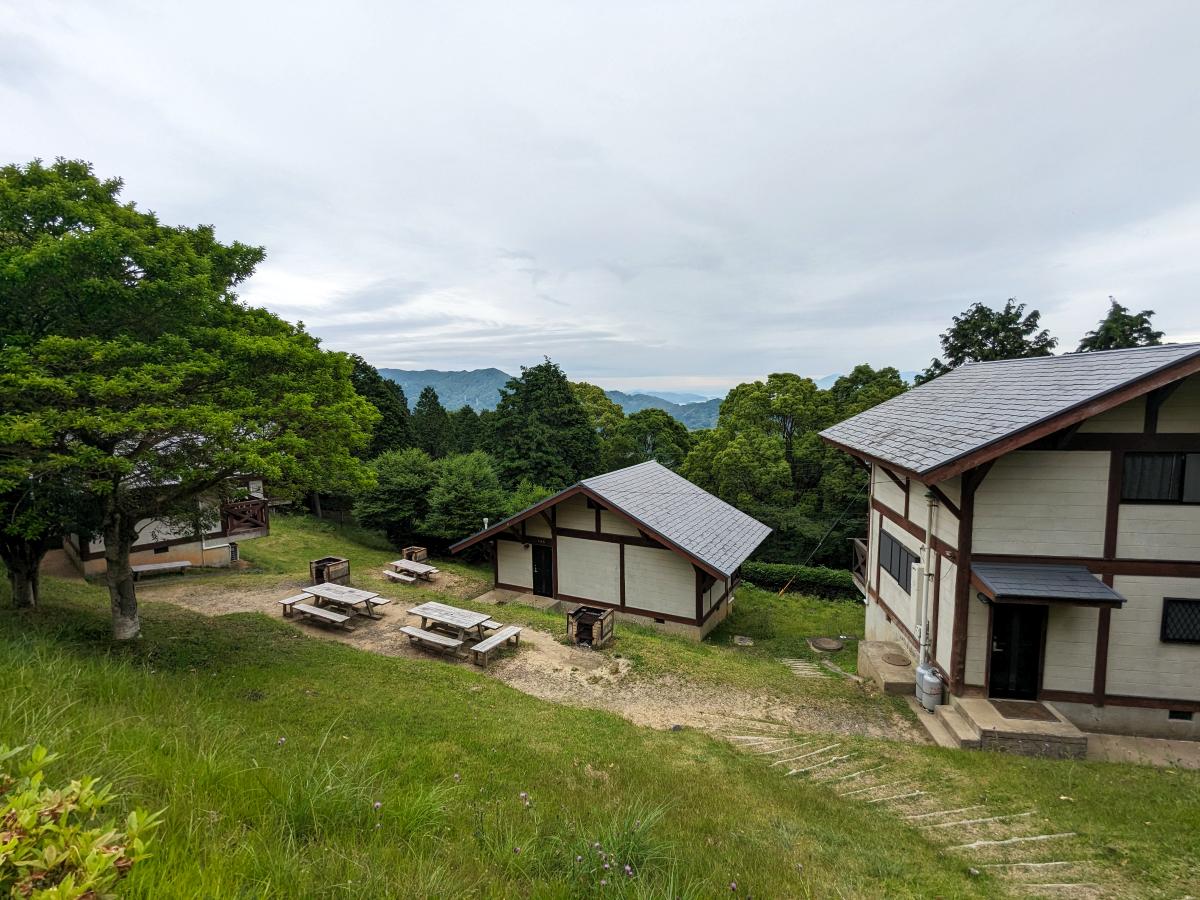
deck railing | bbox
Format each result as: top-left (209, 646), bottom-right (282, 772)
top-left (222, 498), bottom-right (269, 535)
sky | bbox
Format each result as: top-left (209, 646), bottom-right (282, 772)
top-left (4, 1), bottom-right (1200, 396)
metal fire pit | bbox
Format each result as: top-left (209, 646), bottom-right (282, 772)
top-left (566, 606), bottom-right (614, 649)
top-left (310, 556), bottom-right (350, 585)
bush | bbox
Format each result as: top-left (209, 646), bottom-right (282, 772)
top-left (0, 744), bottom-right (162, 898)
top-left (740, 561), bottom-right (858, 599)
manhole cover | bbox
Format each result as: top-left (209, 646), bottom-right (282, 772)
top-left (732, 635), bottom-right (754, 646)
top-left (882, 652), bottom-right (911, 667)
top-left (810, 637), bottom-right (844, 652)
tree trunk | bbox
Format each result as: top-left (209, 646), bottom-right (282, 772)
top-left (0, 536), bottom-right (44, 609)
top-left (311, 492), bottom-right (323, 519)
top-left (103, 513), bottom-right (140, 640)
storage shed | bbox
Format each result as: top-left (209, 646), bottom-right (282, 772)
top-left (450, 461), bottom-right (771, 639)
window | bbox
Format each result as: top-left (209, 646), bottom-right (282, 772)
top-left (1161, 597), bottom-right (1200, 644)
top-left (153, 546), bottom-right (169, 555)
top-left (879, 529), bottom-right (919, 593)
top-left (1168, 710), bottom-right (1194, 722)
top-left (1122, 453), bottom-right (1200, 504)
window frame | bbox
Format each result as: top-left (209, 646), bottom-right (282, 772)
top-left (1121, 452), bottom-right (1200, 505)
top-left (878, 528), bottom-right (919, 594)
top-left (1160, 597), bottom-right (1200, 645)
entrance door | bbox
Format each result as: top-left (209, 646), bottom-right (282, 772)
top-left (531, 545), bottom-right (553, 597)
top-left (988, 604), bottom-right (1046, 700)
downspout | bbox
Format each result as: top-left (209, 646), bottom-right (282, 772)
top-left (920, 492), bottom-right (939, 667)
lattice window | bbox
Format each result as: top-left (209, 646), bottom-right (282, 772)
top-left (879, 528), bottom-right (918, 594)
top-left (1161, 597), bottom-right (1200, 644)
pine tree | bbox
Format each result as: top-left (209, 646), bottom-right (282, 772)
top-left (410, 386), bottom-right (451, 458)
top-left (490, 360), bottom-right (601, 488)
top-left (918, 299), bottom-right (1057, 383)
top-left (349, 355), bottom-right (410, 456)
top-left (1078, 297), bottom-right (1164, 351)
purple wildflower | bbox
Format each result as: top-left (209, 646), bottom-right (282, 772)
top-left (373, 801), bottom-right (382, 810)
top-left (603, 863), bottom-right (610, 871)
top-left (730, 882), bottom-right (737, 892)
top-left (600, 879), bottom-right (607, 887)
top-left (624, 864), bottom-right (633, 876)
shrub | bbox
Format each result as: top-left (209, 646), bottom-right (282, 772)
top-left (740, 561), bottom-right (858, 599)
top-left (0, 744), bottom-right (162, 898)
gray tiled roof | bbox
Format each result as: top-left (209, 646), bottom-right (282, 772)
top-left (972, 563), bottom-right (1126, 605)
top-left (820, 343), bottom-right (1200, 478)
top-left (583, 461), bottom-right (772, 577)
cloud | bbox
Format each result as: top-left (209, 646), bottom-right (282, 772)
top-left (4, 0), bottom-right (1200, 392)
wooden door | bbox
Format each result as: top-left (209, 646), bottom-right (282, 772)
top-left (988, 604), bottom-right (1046, 700)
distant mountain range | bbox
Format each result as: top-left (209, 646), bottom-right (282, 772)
top-left (377, 368), bottom-right (511, 412)
top-left (376, 367), bottom-right (919, 431)
top-left (378, 368), bottom-right (723, 429)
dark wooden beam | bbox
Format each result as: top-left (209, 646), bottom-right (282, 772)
top-left (927, 484), bottom-right (961, 520)
top-left (949, 462), bottom-right (992, 694)
top-left (1144, 381), bottom-right (1184, 434)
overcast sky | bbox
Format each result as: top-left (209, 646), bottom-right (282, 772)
top-left (4, 1), bottom-right (1199, 394)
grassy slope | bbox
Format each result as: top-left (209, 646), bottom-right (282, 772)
top-left (0, 517), bottom-right (1195, 897)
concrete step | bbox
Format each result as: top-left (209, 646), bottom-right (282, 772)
top-left (935, 703), bottom-right (982, 749)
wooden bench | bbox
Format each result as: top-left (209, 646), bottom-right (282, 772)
top-left (470, 625), bottom-right (522, 668)
top-left (367, 596), bottom-right (393, 610)
top-left (383, 569), bottom-right (417, 584)
top-left (400, 625), bottom-right (463, 656)
top-left (278, 593), bottom-right (313, 617)
top-left (131, 561), bottom-right (192, 580)
top-left (292, 602), bottom-right (352, 629)
top-left (481, 619), bottom-right (503, 631)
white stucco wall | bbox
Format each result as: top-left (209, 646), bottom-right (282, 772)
top-left (875, 521), bottom-right (922, 639)
top-left (1106, 576), bottom-right (1200, 700)
top-left (872, 465), bottom-right (906, 514)
top-left (1077, 396), bottom-right (1145, 433)
top-left (623, 545), bottom-right (695, 619)
top-left (600, 510), bottom-right (641, 536)
top-left (1156, 373), bottom-right (1200, 432)
top-left (557, 536), bottom-right (621, 605)
top-left (1117, 504), bottom-right (1200, 560)
top-left (555, 494), bottom-right (594, 530)
top-left (964, 589), bottom-right (988, 686)
top-left (933, 558), bottom-right (957, 672)
top-left (1042, 604), bottom-right (1099, 694)
top-left (973, 451), bottom-right (1109, 557)
top-left (525, 516), bottom-right (551, 538)
top-left (497, 540), bottom-right (532, 589)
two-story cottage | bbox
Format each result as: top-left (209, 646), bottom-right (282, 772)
top-left (821, 343), bottom-right (1200, 746)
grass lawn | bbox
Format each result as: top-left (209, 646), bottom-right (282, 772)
top-left (1, 517), bottom-right (1197, 897)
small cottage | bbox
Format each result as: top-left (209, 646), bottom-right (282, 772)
top-left (821, 343), bottom-right (1200, 745)
top-left (450, 461), bottom-right (771, 639)
top-left (64, 478), bottom-right (271, 576)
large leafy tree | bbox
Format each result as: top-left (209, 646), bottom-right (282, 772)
top-left (0, 159), bottom-right (376, 637)
top-left (422, 452), bottom-right (508, 540)
top-left (410, 386), bottom-right (451, 458)
top-left (607, 408), bottom-right (693, 471)
top-left (918, 299), bottom-right (1058, 383)
top-left (490, 360), bottom-right (600, 489)
top-left (349, 354), bottom-right (410, 457)
top-left (571, 381), bottom-right (625, 439)
top-left (447, 405), bottom-right (482, 455)
top-left (1078, 297), bottom-right (1164, 352)
top-left (352, 447), bottom-right (437, 546)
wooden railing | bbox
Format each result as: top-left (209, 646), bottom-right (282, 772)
top-left (222, 498), bottom-right (269, 535)
top-left (851, 537), bottom-right (869, 596)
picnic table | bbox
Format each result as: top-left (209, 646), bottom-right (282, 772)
top-left (131, 561), bottom-right (192, 580)
top-left (305, 582), bottom-right (386, 619)
top-left (408, 601), bottom-right (492, 641)
top-left (389, 558), bottom-right (440, 580)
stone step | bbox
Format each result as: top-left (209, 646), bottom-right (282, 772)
top-left (935, 703), bottom-right (982, 749)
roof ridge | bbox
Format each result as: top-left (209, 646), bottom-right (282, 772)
top-left (960, 342), bottom-right (1200, 369)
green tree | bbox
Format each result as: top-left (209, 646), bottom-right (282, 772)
top-left (422, 452), bottom-right (508, 539)
top-left (719, 373), bottom-right (830, 497)
top-left (608, 408), bottom-right (693, 470)
top-left (681, 430), bottom-right (792, 510)
top-left (349, 354), bottom-right (410, 457)
top-left (919, 299), bottom-right (1058, 383)
top-left (491, 360), bottom-right (601, 488)
top-left (0, 159), bottom-right (375, 638)
top-left (448, 405), bottom-right (483, 455)
top-left (352, 448), bottom-right (437, 546)
top-left (505, 479), bottom-right (556, 516)
top-left (410, 386), bottom-right (451, 458)
top-left (571, 381), bottom-right (626, 439)
top-left (1078, 297), bottom-right (1164, 352)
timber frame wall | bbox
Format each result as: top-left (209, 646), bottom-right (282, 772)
top-left (487, 496), bottom-right (738, 629)
top-left (857, 405), bottom-right (1200, 714)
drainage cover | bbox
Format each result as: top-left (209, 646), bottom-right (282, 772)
top-left (810, 637), bottom-right (844, 652)
top-left (732, 635), bottom-right (754, 646)
top-left (882, 652), bottom-right (910, 667)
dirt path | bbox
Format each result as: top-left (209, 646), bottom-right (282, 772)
top-left (140, 575), bottom-right (920, 742)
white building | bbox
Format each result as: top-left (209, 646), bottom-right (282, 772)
top-left (822, 343), bottom-right (1200, 742)
top-left (451, 461), bottom-right (771, 639)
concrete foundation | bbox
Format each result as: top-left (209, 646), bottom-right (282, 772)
top-left (1049, 700), bottom-right (1199, 742)
top-left (857, 640), bottom-right (916, 695)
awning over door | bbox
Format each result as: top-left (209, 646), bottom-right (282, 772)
top-left (971, 563), bottom-right (1126, 607)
